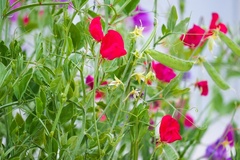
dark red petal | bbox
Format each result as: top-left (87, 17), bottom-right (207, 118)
top-left (89, 17), bottom-right (104, 42)
top-left (100, 30), bottom-right (127, 60)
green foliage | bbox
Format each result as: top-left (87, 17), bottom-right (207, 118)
top-left (0, 1), bottom-right (238, 160)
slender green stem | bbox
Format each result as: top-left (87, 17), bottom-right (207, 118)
top-left (104, 0), bottom-right (110, 32)
top-left (69, 100), bottom-right (86, 158)
top-left (92, 47), bottom-right (101, 157)
top-left (116, 0), bottom-right (131, 14)
top-left (153, 0), bottom-right (158, 48)
top-left (51, 83), bottom-right (70, 134)
top-left (3, 2), bottom-right (69, 18)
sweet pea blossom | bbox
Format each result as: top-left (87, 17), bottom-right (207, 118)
top-left (207, 12), bottom-right (228, 36)
top-left (184, 114), bottom-right (194, 128)
top-left (205, 124), bottom-right (234, 160)
top-left (195, 80), bottom-right (208, 96)
top-left (85, 75), bottom-right (107, 99)
top-left (89, 17), bottom-right (127, 60)
top-left (89, 17), bottom-right (104, 42)
top-left (181, 13), bottom-right (227, 48)
top-left (180, 24), bottom-right (206, 48)
top-left (152, 61), bottom-right (176, 83)
top-left (159, 115), bottom-right (182, 143)
top-left (100, 30), bottom-right (127, 60)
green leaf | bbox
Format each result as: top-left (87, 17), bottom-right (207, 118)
top-left (0, 62), bottom-right (11, 87)
top-left (123, 0), bottom-right (140, 15)
top-left (69, 23), bottom-right (82, 50)
top-left (162, 144), bottom-right (179, 160)
top-left (218, 31), bottom-right (240, 56)
top-left (174, 17), bottom-right (190, 32)
top-left (67, 136), bottom-right (78, 150)
top-left (60, 103), bottom-right (75, 123)
top-left (15, 113), bottom-right (24, 127)
top-left (13, 68), bottom-right (33, 100)
top-left (162, 73), bottom-right (183, 98)
top-left (35, 97), bottom-right (43, 118)
top-left (167, 6), bottom-right (178, 31)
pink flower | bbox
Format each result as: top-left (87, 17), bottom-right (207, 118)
top-left (89, 17), bottom-right (104, 42)
top-left (159, 115), bottom-right (182, 143)
top-left (184, 114), bottom-right (194, 128)
top-left (180, 24), bottom-right (206, 48)
top-left (23, 15), bottom-right (29, 26)
top-left (152, 61), bottom-right (176, 83)
top-left (85, 75), bottom-right (108, 99)
top-left (149, 101), bottom-right (160, 112)
top-left (100, 30), bottom-right (127, 60)
top-left (195, 80), bottom-right (208, 96)
top-left (86, 75), bottom-right (94, 89)
top-left (99, 114), bottom-right (107, 122)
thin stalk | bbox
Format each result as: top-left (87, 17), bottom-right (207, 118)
top-left (69, 100), bottom-right (86, 158)
top-left (92, 49), bottom-right (101, 157)
top-left (51, 83), bottom-right (70, 133)
top-left (104, 0), bottom-right (110, 32)
top-left (3, 2), bottom-right (69, 18)
top-left (153, 0), bottom-right (158, 48)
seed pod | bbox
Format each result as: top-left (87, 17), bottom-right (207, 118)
top-left (145, 49), bottom-right (194, 71)
top-left (218, 31), bottom-right (240, 56)
top-left (203, 60), bottom-right (230, 90)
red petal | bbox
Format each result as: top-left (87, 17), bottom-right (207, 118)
top-left (209, 13), bottom-right (219, 30)
top-left (152, 61), bottom-right (176, 83)
top-left (180, 24), bottom-right (206, 48)
top-left (196, 80), bottom-right (208, 96)
top-left (218, 23), bottom-right (228, 34)
top-left (159, 115), bottom-right (182, 143)
top-left (100, 30), bottom-right (127, 60)
top-left (89, 17), bottom-right (104, 42)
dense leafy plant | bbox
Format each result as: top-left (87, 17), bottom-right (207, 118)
top-left (0, 0), bottom-right (239, 159)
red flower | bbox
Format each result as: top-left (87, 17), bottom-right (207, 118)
top-left (195, 80), bottom-right (208, 96)
top-left (89, 17), bottom-right (104, 42)
top-left (159, 115), bottom-right (182, 143)
top-left (209, 13), bottom-right (227, 35)
top-left (100, 30), bottom-right (127, 60)
top-left (180, 24), bottom-right (206, 48)
top-left (152, 61), bottom-right (176, 83)
top-left (184, 114), bottom-right (194, 128)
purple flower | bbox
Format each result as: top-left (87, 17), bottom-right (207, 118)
top-left (9, 0), bottom-right (21, 22)
top-left (182, 72), bottom-right (191, 81)
top-left (131, 6), bottom-right (153, 33)
top-left (205, 124), bottom-right (234, 160)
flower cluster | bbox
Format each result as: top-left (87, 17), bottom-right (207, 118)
top-left (89, 16), bottom-right (127, 60)
top-left (180, 13), bottom-right (227, 48)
